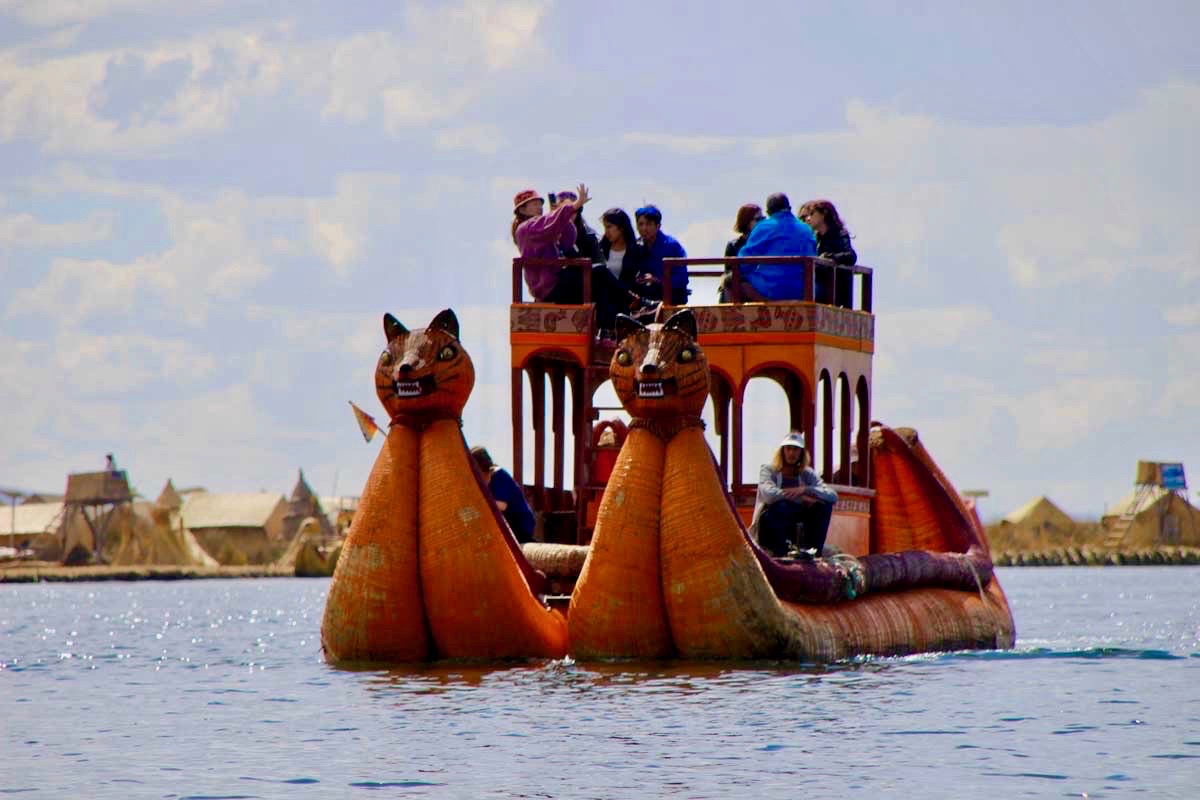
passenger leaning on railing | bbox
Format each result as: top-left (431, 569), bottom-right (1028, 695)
top-left (736, 192), bottom-right (817, 301)
top-left (512, 185), bottom-right (639, 336)
top-left (635, 205), bottom-right (689, 305)
top-left (799, 199), bottom-right (857, 308)
top-left (598, 208), bottom-right (659, 320)
top-left (719, 203), bottom-right (764, 302)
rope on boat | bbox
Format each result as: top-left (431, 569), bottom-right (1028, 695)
top-left (963, 554), bottom-right (987, 606)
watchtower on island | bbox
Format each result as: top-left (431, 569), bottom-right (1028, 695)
top-left (509, 256), bottom-right (875, 552)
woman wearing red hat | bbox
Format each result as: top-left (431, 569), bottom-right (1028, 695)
top-left (511, 183), bottom-right (640, 336)
top-left (511, 183), bottom-right (590, 303)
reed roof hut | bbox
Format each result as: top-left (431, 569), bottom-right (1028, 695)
top-left (181, 492), bottom-right (287, 565)
top-left (986, 496), bottom-right (1079, 551)
top-left (1101, 487), bottom-right (1200, 549)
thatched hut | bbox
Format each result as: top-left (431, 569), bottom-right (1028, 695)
top-left (181, 492), bottom-right (288, 565)
top-left (0, 502), bottom-right (75, 559)
top-left (1101, 487), bottom-right (1200, 549)
top-left (986, 496), bottom-right (1080, 552)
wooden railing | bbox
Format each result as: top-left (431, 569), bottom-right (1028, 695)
top-left (511, 258), bottom-right (595, 304)
top-left (662, 256), bottom-right (873, 312)
top-left (512, 256), bottom-right (873, 312)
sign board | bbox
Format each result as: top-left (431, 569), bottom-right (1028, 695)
top-left (1160, 463), bottom-right (1186, 490)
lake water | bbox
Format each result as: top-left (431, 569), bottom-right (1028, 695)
top-left (2, 567), bottom-right (1198, 799)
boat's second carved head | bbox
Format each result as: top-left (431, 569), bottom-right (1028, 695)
top-left (375, 309), bottom-right (476, 422)
top-left (610, 308), bottom-right (709, 418)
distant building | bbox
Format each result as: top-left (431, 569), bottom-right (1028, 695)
top-left (283, 470), bottom-right (334, 541)
top-left (319, 495), bottom-right (359, 535)
top-left (986, 496), bottom-right (1078, 551)
top-left (0, 502), bottom-right (71, 559)
top-left (181, 492), bottom-right (288, 565)
top-left (1101, 486), bottom-right (1200, 549)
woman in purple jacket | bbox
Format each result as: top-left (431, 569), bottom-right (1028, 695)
top-left (511, 184), bottom-right (631, 335)
top-left (512, 184), bottom-right (591, 303)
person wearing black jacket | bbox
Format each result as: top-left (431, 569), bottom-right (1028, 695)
top-left (799, 199), bottom-right (858, 307)
top-left (598, 208), bottom-right (658, 325)
top-left (551, 189), bottom-right (603, 264)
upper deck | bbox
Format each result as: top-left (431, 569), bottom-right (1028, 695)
top-left (510, 256), bottom-right (874, 370)
top-left (508, 255), bottom-right (877, 549)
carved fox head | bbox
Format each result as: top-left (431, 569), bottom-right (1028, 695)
top-left (375, 309), bottom-right (475, 421)
top-left (610, 309), bottom-right (709, 418)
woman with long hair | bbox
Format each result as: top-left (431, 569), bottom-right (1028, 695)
top-left (799, 199), bottom-right (857, 307)
top-left (749, 431), bottom-right (838, 559)
top-left (720, 202), bottom-right (764, 301)
top-left (598, 207), bottom-right (658, 321)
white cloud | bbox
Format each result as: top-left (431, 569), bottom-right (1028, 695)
top-left (434, 125), bottom-right (504, 155)
top-left (0, 0), bottom-right (167, 27)
top-left (1006, 376), bottom-right (1147, 452)
top-left (0, 209), bottom-right (113, 248)
top-left (6, 189), bottom-right (271, 325)
top-left (0, 1), bottom-right (550, 155)
top-left (1164, 304), bottom-right (1200, 327)
top-left (623, 132), bottom-right (736, 156)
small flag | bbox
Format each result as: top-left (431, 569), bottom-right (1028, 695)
top-left (349, 401), bottom-right (382, 443)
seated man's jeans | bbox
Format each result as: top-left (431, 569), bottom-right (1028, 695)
top-left (758, 498), bottom-right (834, 558)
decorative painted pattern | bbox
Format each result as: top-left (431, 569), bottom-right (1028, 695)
top-left (690, 303), bottom-right (873, 340)
top-left (835, 495), bottom-right (872, 515)
top-left (511, 304), bottom-right (594, 334)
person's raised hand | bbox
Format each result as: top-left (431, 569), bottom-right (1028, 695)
top-left (573, 183), bottom-right (591, 208)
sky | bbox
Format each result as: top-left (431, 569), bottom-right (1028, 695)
top-left (1, 0), bottom-right (1197, 521)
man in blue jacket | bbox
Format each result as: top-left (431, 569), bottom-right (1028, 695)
top-left (635, 205), bottom-right (689, 305)
top-left (737, 192), bottom-right (816, 301)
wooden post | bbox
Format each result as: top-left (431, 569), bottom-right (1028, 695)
top-left (512, 258), bottom-right (524, 303)
top-left (571, 366), bottom-right (588, 544)
top-left (838, 375), bottom-right (852, 484)
top-left (511, 366), bottom-right (524, 487)
top-left (531, 362), bottom-right (546, 510)
top-left (550, 364), bottom-right (566, 500)
top-left (732, 392), bottom-right (744, 490)
top-left (821, 373), bottom-right (834, 482)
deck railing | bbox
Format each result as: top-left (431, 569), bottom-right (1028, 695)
top-left (662, 256), bottom-right (873, 312)
top-left (512, 256), bottom-right (873, 312)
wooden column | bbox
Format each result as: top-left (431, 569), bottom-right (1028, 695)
top-left (838, 375), bottom-right (852, 485)
top-left (511, 366), bottom-right (524, 486)
top-left (821, 373), bottom-right (834, 482)
top-left (732, 391), bottom-right (744, 489)
top-left (550, 364), bottom-right (566, 501)
top-left (530, 362), bottom-right (546, 509)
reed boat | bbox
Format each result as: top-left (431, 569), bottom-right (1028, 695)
top-left (514, 256), bottom-right (1014, 661)
top-left (320, 255), bottom-right (1014, 663)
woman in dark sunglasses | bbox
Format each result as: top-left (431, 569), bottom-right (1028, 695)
top-left (719, 203), bottom-right (764, 301)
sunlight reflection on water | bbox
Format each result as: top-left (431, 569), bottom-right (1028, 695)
top-left (2, 568), bottom-right (1198, 798)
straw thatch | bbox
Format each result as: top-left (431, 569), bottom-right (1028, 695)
top-left (1101, 488), bottom-right (1200, 548)
top-left (985, 496), bottom-right (1092, 552)
top-left (180, 492), bottom-right (288, 565)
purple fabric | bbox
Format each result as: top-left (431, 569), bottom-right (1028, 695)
top-left (516, 204), bottom-right (578, 300)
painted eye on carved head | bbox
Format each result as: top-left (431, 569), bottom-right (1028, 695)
top-left (380, 351), bottom-right (392, 366)
top-left (678, 348), bottom-right (695, 363)
top-left (437, 345), bottom-right (457, 361)
top-left (615, 350), bottom-right (632, 367)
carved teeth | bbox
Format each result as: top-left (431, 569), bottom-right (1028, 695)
top-left (395, 381), bottom-right (421, 397)
top-left (637, 382), bottom-right (664, 398)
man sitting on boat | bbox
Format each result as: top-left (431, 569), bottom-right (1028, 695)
top-left (736, 192), bottom-right (818, 301)
top-left (750, 432), bottom-right (837, 560)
